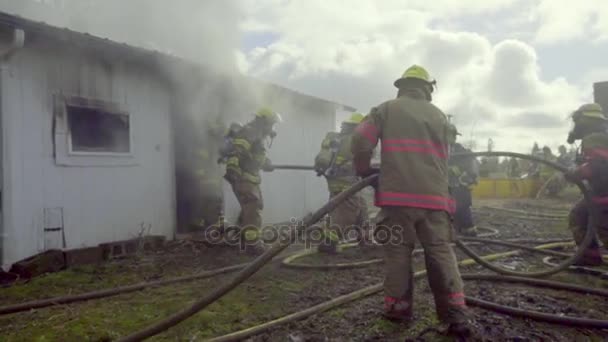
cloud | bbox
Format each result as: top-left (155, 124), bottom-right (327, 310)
top-left (503, 112), bottom-right (564, 128)
top-left (240, 1), bottom-right (590, 153)
top-left (481, 40), bottom-right (582, 109)
top-left (531, 0), bottom-right (608, 44)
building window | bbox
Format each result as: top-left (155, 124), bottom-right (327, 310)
top-left (67, 104), bottom-right (131, 154)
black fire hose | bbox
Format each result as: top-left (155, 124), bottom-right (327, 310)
top-left (116, 174), bottom-right (379, 342)
top-left (270, 164), bottom-right (315, 171)
top-left (0, 264), bottom-right (249, 316)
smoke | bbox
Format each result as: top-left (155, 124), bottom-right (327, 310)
top-left (0, 1), bottom-right (325, 228)
top-left (0, 0), bottom-right (241, 72)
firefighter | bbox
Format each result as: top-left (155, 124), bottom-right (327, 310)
top-left (314, 112), bottom-right (369, 253)
top-left (564, 103), bottom-right (608, 266)
top-left (351, 65), bottom-right (472, 337)
top-left (447, 124), bottom-right (478, 237)
top-left (220, 107), bottom-right (281, 254)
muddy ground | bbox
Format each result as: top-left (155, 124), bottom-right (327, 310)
top-left (1, 198), bottom-right (608, 341)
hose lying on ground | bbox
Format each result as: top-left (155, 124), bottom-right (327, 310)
top-left (479, 206), bottom-right (568, 219)
top-left (115, 174), bottom-right (379, 342)
top-left (0, 264), bottom-right (249, 316)
top-left (543, 256), bottom-right (608, 278)
top-left (281, 238), bottom-right (570, 272)
top-left (208, 242), bottom-right (596, 342)
top-left (281, 226), bottom-right (499, 270)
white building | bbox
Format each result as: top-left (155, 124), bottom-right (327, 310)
top-left (0, 12), bottom-right (353, 267)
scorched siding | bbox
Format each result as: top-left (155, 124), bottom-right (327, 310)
top-left (1, 46), bottom-right (175, 266)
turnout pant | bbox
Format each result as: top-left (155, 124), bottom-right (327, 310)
top-left (326, 190), bottom-right (369, 242)
top-left (569, 198), bottom-right (608, 252)
top-left (231, 180), bottom-right (263, 242)
top-left (451, 186), bottom-right (474, 233)
top-left (378, 206), bottom-right (467, 322)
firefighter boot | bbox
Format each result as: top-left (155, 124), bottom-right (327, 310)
top-left (244, 241), bottom-right (267, 256)
top-left (444, 307), bottom-right (474, 339)
top-left (462, 226), bottom-right (478, 237)
top-left (317, 239), bottom-right (339, 254)
top-left (382, 297), bottom-right (412, 323)
top-left (574, 247), bottom-right (604, 266)
top-left (241, 228), bottom-right (267, 256)
top-left (318, 229), bottom-right (340, 254)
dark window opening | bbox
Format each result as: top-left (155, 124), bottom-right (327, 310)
top-left (67, 105), bottom-right (130, 153)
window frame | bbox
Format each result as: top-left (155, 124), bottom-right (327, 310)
top-left (54, 94), bottom-right (138, 167)
top-left (64, 96), bottom-right (134, 157)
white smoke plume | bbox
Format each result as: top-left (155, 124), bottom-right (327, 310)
top-left (0, 0), bottom-right (241, 72)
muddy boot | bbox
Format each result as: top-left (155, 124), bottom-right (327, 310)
top-left (462, 226), bottom-right (478, 237)
top-left (574, 248), bottom-right (604, 266)
top-left (443, 307), bottom-right (474, 340)
top-left (382, 297), bottom-right (412, 323)
top-left (317, 240), bottom-right (339, 254)
top-left (358, 227), bottom-right (376, 248)
top-left (244, 242), bottom-right (267, 256)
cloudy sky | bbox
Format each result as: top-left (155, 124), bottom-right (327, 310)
top-left (2, 0), bottom-right (607, 153)
top-left (237, 0), bottom-right (608, 153)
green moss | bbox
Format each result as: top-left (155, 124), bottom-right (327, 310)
top-left (367, 317), bottom-right (401, 334)
top-left (0, 264), bottom-right (313, 341)
top-left (0, 263), bottom-right (142, 303)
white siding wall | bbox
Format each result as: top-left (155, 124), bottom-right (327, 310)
top-left (1, 47), bottom-right (175, 266)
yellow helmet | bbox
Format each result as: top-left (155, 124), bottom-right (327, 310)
top-left (344, 112), bottom-right (365, 124)
top-left (394, 65), bottom-right (435, 88)
top-left (255, 107), bottom-right (283, 124)
top-left (572, 103), bottom-right (606, 121)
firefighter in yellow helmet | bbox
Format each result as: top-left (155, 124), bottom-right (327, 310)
top-left (564, 103), bottom-right (608, 265)
top-left (219, 107), bottom-right (282, 255)
top-left (351, 65), bottom-right (472, 338)
top-left (314, 112), bottom-right (369, 253)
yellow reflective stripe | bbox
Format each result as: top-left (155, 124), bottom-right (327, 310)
top-left (244, 229), bottom-right (259, 241)
top-left (328, 179), bottom-right (355, 192)
top-left (450, 166), bottom-right (462, 176)
top-left (323, 229), bottom-right (340, 242)
top-left (583, 110), bottom-right (606, 120)
top-left (242, 172), bottom-right (261, 184)
top-left (233, 138), bottom-right (251, 151)
top-left (255, 154), bottom-right (266, 164)
top-left (226, 156), bottom-right (239, 167)
top-left (226, 164), bottom-right (242, 175)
